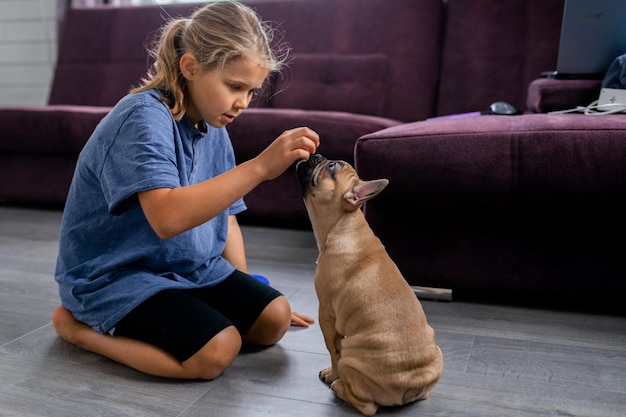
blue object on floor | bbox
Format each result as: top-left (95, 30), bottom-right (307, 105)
top-left (251, 274), bottom-right (270, 285)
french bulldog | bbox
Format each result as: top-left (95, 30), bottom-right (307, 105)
top-left (296, 154), bottom-right (443, 416)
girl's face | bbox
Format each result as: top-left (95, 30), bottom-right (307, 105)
top-left (181, 54), bottom-right (269, 128)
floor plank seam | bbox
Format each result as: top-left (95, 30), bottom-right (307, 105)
top-left (0, 322), bottom-right (53, 350)
top-left (173, 385), bottom-right (217, 417)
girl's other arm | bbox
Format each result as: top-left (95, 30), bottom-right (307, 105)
top-left (222, 215), bottom-right (247, 272)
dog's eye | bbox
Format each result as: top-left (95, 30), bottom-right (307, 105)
top-left (327, 161), bottom-right (343, 180)
top-left (327, 161), bottom-right (343, 171)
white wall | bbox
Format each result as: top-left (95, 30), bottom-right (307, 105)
top-left (0, 0), bottom-right (57, 106)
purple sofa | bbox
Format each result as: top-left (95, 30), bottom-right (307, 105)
top-left (0, 0), bottom-right (569, 221)
top-left (355, 0), bottom-right (626, 310)
top-left (1, 0), bottom-right (624, 307)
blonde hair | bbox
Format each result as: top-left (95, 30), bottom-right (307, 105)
top-left (132, 1), bottom-right (287, 120)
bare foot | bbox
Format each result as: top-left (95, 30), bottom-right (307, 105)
top-left (51, 305), bottom-right (89, 345)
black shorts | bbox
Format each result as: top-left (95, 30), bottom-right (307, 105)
top-left (113, 270), bottom-right (282, 362)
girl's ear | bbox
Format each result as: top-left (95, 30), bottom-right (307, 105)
top-left (179, 53), bottom-right (199, 80)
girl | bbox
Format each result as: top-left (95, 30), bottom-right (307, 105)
top-left (52, 0), bottom-right (319, 380)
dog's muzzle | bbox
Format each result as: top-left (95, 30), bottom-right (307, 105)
top-left (296, 154), bottom-right (327, 193)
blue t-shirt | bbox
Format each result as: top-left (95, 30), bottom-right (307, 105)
top-left (55, 89), bottom-right (246, 334)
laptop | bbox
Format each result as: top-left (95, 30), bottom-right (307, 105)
top-left (546, 0), bottom-right (626, 79)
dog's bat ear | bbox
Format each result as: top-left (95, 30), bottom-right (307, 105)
top-left (344, 179), bottom-right (389, 209)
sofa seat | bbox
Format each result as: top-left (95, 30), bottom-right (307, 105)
top-left (227, 108), bottom-right (401, 225)
top-left (355, 114), bottom-right (626, 308)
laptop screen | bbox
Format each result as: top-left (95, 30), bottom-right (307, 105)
top-left (556, 0), bottom-right (626, 77)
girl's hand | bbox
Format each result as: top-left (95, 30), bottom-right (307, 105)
top-left (291, 311), bottom-right (315, 327)
top-left (255, 127), bottom-right (320, 181)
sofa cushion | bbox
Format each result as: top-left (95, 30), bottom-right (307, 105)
top-left (271, 54), bottom-right (389, 116)
top-left (248, 0), bottom-right (444, 121)
top-left (49, 5), bottom-right (197, 106)
top-left (356, 114), bottom-right (626, 207)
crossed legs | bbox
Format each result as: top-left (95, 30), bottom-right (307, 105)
top-left (51, 292), bottom-right (291, 380)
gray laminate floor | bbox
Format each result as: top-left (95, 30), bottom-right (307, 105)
top-left (1, 206), bottom-right (625, 417)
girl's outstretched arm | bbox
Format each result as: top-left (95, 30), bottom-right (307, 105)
top-left (138, 127), bottom-right (319, 239)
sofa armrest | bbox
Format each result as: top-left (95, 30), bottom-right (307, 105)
top-left (526, 78), bottom-right (601, 113)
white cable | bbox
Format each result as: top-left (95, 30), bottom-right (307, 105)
top-left (549, 100), bottom-right (626, 115)
top-left (584, 100), bottom-right (626, 115)
top-left (548, 106), bottom-right (587, 115)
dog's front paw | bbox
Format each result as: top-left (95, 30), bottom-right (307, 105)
top-left (319, 367), bottom-right (339, 384)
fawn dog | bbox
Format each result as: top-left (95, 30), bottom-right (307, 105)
top-left (296, 154), bottom-right (443, 416)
